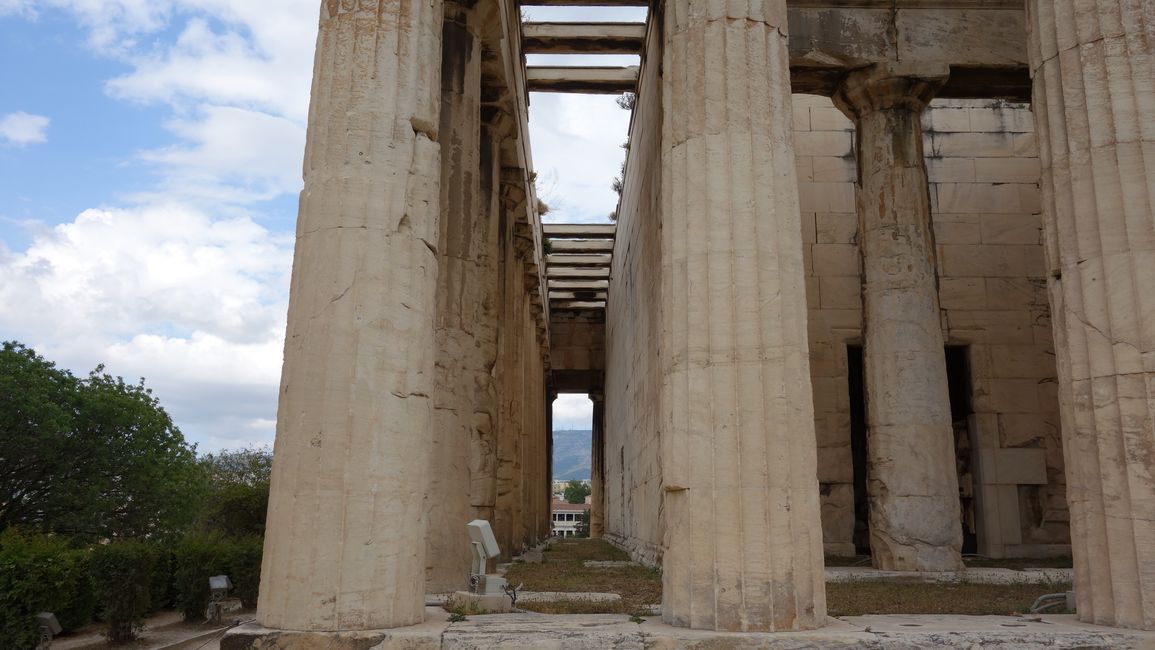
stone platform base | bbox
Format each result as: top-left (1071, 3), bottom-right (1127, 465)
top-left (222, 608), bottom-right (1154, 649)
top-left (449, 591), bottom-right (513, 614)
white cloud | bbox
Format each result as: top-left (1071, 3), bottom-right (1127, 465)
top-left (529, 94), bottom-right (631, 224)
top-left (0, 112), bottom-right (50, 146)
top-left (552, 393), bottom-right (593, 430)
top-left (136, 105), bottom-right (306, 205)
top-left (0, 203), bottom-right (292, 448)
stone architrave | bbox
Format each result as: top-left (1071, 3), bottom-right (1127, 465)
top-left (833, 64), bottom-right (965, 572)
top-left (256, 0), bottom-right (444, 632)
top-left (1027, 0), bottom-right (1155, 630)
top-left (659, 0), bottom-right (826, 632)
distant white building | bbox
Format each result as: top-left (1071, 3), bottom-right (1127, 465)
top-left (550, 500), bottom-right (589, 538)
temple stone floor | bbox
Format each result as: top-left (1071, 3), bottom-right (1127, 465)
top-left (223, 608), bottom-right (1155, 649)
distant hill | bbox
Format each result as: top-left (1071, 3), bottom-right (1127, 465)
top-left (552, 429), bottom-right (591, 480)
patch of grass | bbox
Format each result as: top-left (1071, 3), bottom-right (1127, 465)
top-left (542, 539), bottom-right (631, 563)
top-left (824, 555), bottom-right (872, 567)
top-left (963, 556), bottom-right (1073, 569)
top-left (504, 539), bottom-right (659, 615)
top-left (826, 581), bottom-right (1074, 617)
top-left (824, 555), bottom-right (1073, 570)
top-left (442, 595), bottom-right (485, 618)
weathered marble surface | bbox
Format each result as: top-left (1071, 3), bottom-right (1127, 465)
top-left (1027, 0), bottom-right (1155, 632)
top-left (658, 0), bottom-right (825, 632)
top-left (258, 0), bottom-right (444, 631)
top-left (833, 64), bottom-right (964, 573)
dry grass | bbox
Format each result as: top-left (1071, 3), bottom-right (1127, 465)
top-left (824, 556), bottom-right (1073, 570)
top-left (826, 581), bottom-right (1074, 617)
top-left (963, 556), bottom-right (1073, 569)
top-left (483, 540), bottom-right (1072, 618)
top-left (503, 539), bottom-right (660, 616)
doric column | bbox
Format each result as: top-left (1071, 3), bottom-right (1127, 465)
top-left (426, 0), bottom-right (491, 593)
top-left (589, 391), bottom-right (606, 538)
top-left (832, 64), bottom-right (964, 572)
top-left (1027, 0), bottom-right (1155, 630)
top-left (659, 0), bottom-right (826, 631)
top-left (258, 0), bottom-right (443, 632)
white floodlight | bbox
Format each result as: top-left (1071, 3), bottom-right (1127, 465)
top-left (466, 520), bottom-right (506, 595)
top-left (467, 520), bottom-right (501, 558)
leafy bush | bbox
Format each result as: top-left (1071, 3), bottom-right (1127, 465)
top-left (0, 531), bottom-right (95, 647)
top-left (90, 540), bottom-right (154, 641)
top-left (225, 536), bottom-right (264, 608)
top-left (174, 533), bottom-right (265, 619)
top-left (148, 546), bottom-right (176, 612)
top-left (174, 533), bottom-right (227, 621)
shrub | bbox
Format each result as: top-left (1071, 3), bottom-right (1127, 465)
top-left (90, 540), bottom-right (154, 641)
top-left (173, 533), bottom-right (265, 619)
top-left (225, 536), bottom-right (263, 608)
top-left (0, 531), bottom-right (95, 646)
top-left (148, 546), bottom-right (176, 612)
top-left (173, 533), bottom-right (228, 620)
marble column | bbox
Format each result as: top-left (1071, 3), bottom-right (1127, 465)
top-left (659, 0), bottom-right (826, 631)
top-left (832, 64), bottom-right (964, 572)
top-left (590, 392), bottom-right (606, 538)
top-left (427, 0), bottom-right (496, 593)
top-left (257, 0), bottom-right (443, 632)
top-left (1027, 0), bottom-right (1155, 630)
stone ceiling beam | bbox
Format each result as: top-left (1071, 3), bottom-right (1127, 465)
top-left (549, 290), bottom-right (608, 300)
top-left (551, 300), bottom-right (606, 310)
top-left (547, 267), bottom-right (611, 279)
top-left (545, 254), bottom-right (612, 266)
top-left (549, 279), bottom-right (610, 290)
top-left (520, 0), bottom-right (646, 5)
top-left (526, 66), bottom-right (638, 94)
top-left (550, 239), bottom-right (614, 253)
top-left (522, 22), bottom-right (645, 55)
top-left (543, 224), bottom-right (617, 238)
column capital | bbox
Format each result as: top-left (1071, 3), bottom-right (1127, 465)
top-left (832, 63), bottom-right (949, 121)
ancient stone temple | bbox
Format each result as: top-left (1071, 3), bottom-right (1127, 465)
top-left (252, 0), bottom-right (1154, 641)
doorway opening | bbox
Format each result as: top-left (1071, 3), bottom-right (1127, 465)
top-left (847, 345), bottom-right (870, 555)
top-left (945, 345), bottom-right (977, 555)
top-left (846, 344), bottom-right (978, 556)
top-left (550, 393), bottom-right (593, 537)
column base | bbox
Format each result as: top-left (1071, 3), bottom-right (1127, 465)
top-left (871, 534), bottom-right (963, 572)
top-left (222, 615), bottom-right (449, 650)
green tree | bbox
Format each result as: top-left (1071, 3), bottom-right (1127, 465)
top-left (563, 480), bottom-right (591, 504)
top-left (0, 342), bottom-right (206, 540)
top-left (0, 342), bottom-right (84, 533)
top-left (198, 447), bottom-right (272, 537)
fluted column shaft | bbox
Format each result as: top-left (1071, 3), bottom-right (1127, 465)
top-left (659, 0), bottom-right (826, 632)
top-left (427, 1), bottom-right (493, 593)
top-left (258, 0), bottom-right (443, 631)
top-left (1027, 0), bottom-right (1155, 630)
top-left (833, 65), bottom-right (964, 572)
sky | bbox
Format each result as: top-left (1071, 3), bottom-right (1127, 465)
top-left (0, 1), bottom-right (642, 450)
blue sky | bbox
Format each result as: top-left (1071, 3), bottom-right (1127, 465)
top-left (0, 1), bottom-right (635, 450)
